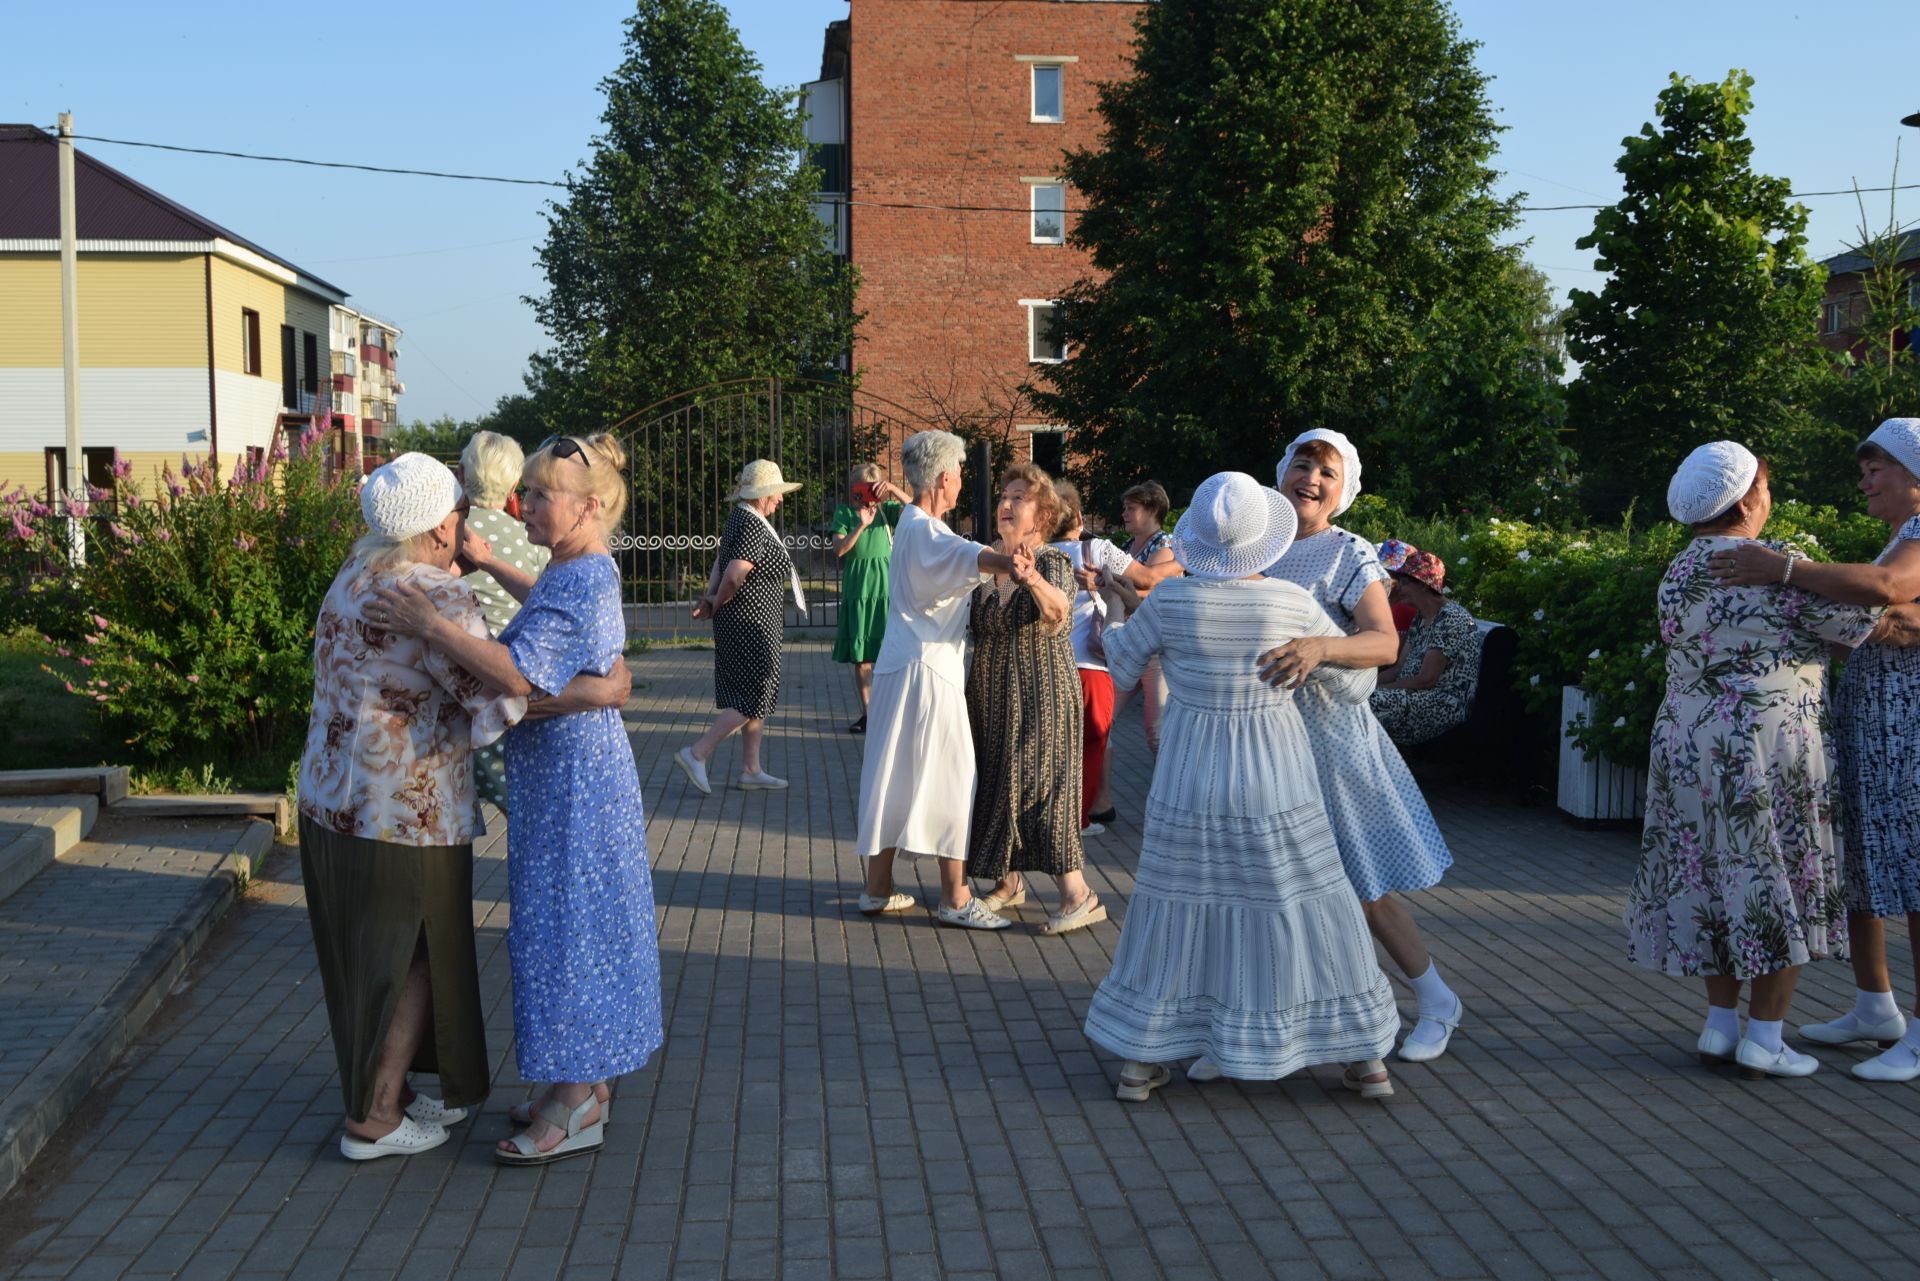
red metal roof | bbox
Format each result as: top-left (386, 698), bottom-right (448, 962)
top-left (0, 124), bottom-right (345, 297)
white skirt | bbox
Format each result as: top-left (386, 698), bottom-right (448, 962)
top-left (855, 661), bottom-right (976, 860)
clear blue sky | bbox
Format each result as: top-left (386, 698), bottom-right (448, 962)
top-left (9, 1), bottom-right (1913, 424)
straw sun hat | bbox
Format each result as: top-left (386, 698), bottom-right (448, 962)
top-left (1172, 472), bottom-right (1298, 581)
top-left (725, 459), bottom-right (803, 502)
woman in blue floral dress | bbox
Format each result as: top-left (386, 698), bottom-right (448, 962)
top-left (1628, 443), bottom-right (1880, 1080)
top-left (372, 432), bottom-right (662, 1164)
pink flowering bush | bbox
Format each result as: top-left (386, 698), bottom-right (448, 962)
top-left (0, 432), bottom-right (363, 771)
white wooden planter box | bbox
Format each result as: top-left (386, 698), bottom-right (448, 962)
top-left (1557, 685), bottom-right (1646, 822)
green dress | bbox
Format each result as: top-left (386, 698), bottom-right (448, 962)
top-left (832, 502), bottom-right (901, 664)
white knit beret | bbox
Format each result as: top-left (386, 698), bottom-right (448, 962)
top-left (361, 452), bottom-right (463, 540)
top-left (1667, 441), bottom-right (1759, 525)
top-left (1276, 428), bottom-right (1363, 518)
top-left (1866, 418), bottom-right (1920, 480)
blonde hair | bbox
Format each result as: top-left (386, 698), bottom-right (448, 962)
top-left (523, 432), bottom-right (630, 534)
top-left (460, 430), bottom-right (525, 508)
top-left (1000, 461), bottom-right (1062, 547)
top-left (349, 529), bottom-right (438, 572)
top-left (848, 461), bottom-right (883, 488)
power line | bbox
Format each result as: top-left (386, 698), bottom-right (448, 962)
top-left (38, 128), bottom-right (1920, 214)
top-left (62, 132), bottom-right (567, 188)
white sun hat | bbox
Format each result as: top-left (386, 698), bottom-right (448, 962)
top-left (361, 452), bottom-right (463, 540)
top-left (1173, 471), bottom-right (1299, 581)
top-left (725, 459), bottom-right (804, 502)
top-left (1866, 418), bottom-right (1920, 480)
top-left (1667, 441), bottom-right (1759, 525)
top-left (1275, 428), bottom-right (1363, 518)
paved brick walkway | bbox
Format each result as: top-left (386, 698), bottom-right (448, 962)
top-left (2, 638), bottom-right (1918, 1281)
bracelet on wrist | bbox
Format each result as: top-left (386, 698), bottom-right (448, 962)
top-left (1781, 549), bottom-right (1805, 586)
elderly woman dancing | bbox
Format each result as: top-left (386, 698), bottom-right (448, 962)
top-left (967, 464), bottom-right (1104, 934)
top-left (678, 459), bottom-right (805, 794)
top-left (368, 433), bottom-right (662, 1163)
top-left (1709, 418), bottom-right (1920, 1081)
top-left (1255, 429), bottom-right (1465, 1064)
top-left (1084, 471), bottom-right (1400, 1101)
top-left (1628, 441), bottom-right (1888, 1078)
top-left (856, 430), bottom-right (1024, 927)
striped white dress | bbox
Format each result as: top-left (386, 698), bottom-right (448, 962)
top-left (1083, 578), bottom-right (1400, 1078)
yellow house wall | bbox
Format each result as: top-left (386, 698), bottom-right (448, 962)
top-left (0, 254), bottom-right (208, 369)
top-left (208, 256), bottom-right (329, 381)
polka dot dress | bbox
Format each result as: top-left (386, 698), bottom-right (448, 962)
top-left (498, 554), bottom-right (663, 1082)
top-left (463, 507), bottom-right (551, 814)
top-left (1264, 527), bottom-right (1453, 902)
top-left (712, 505), bottom-right (790, 720)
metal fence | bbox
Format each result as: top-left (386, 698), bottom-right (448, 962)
top-left (607, 378), bottom-right (926, 636)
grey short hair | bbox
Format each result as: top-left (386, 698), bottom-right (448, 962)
top-left (902, 430), bottom-right (967, 493)
top-left (460, 430), bottom-right (525, 508)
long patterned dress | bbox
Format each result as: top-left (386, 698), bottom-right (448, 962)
top-left (1627, 537), bottom-right (1879, 978)
top-left (500, 554), bottom-right (664, 1081)
top-left (1265, 528), bottom-right (1452, 901)
top-left (1082, 577), bottom-right (1399, 1077)
top-left (965, 547), bottom-right (1084, 881)
top-left (1835, 514), bottom-right (1920, 917)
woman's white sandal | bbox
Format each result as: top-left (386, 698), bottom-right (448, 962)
top-left (1116, 1061), bottom-right (1171, 1102)
top-left (1342, 1060), bottom-right (1394, 1099)
top-left (340, 1115), bottom-right (449, 1161)
top-left (508, 1086), bottom-right (610, 1128)
top-left (403, 1093), bottom-right (467, 1127)
top-left (1040, 893), bottom-right (1107, 936)
top-left (496, 1094), bottom-right (605, 1166)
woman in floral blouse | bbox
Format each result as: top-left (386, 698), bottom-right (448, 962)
top-left (1627, 443), bottom-right (1884, 1080)
top-left (298, 453), bottom-right (627, 1162)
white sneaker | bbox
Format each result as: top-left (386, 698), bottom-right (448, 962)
top-left (737, 771), bottom-right (788, 790)
top-left (675, 747), bottom-right (712, 796)
top-left (1186, 1055), bottom-right (1223, 1083)
top-left (1852, 1040), bottom-right (1920, 1083)
top-left (403, 1093), bottom-right (467, 1126)
top-left (1734, 1038), bottom-right (1820, 1079)
top-left (935, 898), bottom-right (1011, 930)
top-left (1798, 1011), bottom-right (1906, 1047)
top-left (857, 891), bottom-right (916, 915)
top-left (1081, 822), bottom-right (1107, 837)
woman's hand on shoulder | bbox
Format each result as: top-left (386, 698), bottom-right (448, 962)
top-left (1257, 636), bottom-right (1328, 688)
top-left (1707, 541), bottom-right (1784, 588)
top-left (363, 580), bottom-right (443, 638)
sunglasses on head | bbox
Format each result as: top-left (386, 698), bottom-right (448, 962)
top-left (537, 435), bottom-right (591, 468)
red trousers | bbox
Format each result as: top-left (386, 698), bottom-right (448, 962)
top-left (1078, 668), bottom-right (1114, 828)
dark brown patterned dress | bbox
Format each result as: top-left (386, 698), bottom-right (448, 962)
top-left (965, 547), bottom-right (1085, 881)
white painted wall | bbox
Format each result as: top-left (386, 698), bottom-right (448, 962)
top-left (0, 367), bottom-right (212, 453)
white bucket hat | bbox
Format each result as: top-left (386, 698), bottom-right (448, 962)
top-left (1275, 428), bottom-right (1363, 518)
top-left (1173, 472), bottom-right (1299, 581)
top-left (1667, 441), bottom-right (1759, 525)
top-left (1866, 417), bottom-right (1920, 480)
top-left (726, 459), bottom-right (803, 502)
top-left (361, 452), bottom-right (463, 540)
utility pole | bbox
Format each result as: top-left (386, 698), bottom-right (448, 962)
top-left (57, 112), bottom-right (85, 563)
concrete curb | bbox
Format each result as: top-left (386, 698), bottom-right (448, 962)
top-left (0, 794), bottom-right (99, 906)
top-left (0, 819), bottom-right (273, 1202)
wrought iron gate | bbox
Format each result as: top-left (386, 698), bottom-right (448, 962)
top-left (607, 377), bottom-right (928, 636)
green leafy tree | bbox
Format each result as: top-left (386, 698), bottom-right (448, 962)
top-left (528, 0), bottom-right (856, 431)
top-left (1371, 257), bottom-right (1574, 518)
top-left (1564, 71), bottom-right (1829, 517)
top-left (1030, 0), bottom-right (1519, 500)
top-left (384, 414), bottom-right (471, 459)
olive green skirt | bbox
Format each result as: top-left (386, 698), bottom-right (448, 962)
top-left (298, 816), bottom-right (489, 1121)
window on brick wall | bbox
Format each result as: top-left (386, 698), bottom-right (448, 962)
top-left (1023, 300), bottom-right (1067, 364)
top-left (1822, 300), bottom-right (1844, 335)
top-left (1031, 183), bottom-right (1066, 244)
top-left (1031, 64), bottom-right (1064, 123)
top-left (1025, 426), bottom-right (1066, 475)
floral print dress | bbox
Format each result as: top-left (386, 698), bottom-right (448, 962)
top-left (1627, 537), bottom-right (1879, 979)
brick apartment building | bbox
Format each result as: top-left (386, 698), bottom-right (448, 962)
top-left (1817, 233), bottom-right (1919, 361)
top-left (806, 0), bottom-right (1150, 474)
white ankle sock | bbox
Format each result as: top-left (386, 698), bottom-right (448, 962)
top-left (1747, 1017), bottom-right (1785, 1054)
top-left (1409, 962), bottom-right (1456, 1017)
top-left (1705, 1005), bottom-right (1740, 1042)
top-left (1854, 988), bottom-right (1902, 1024)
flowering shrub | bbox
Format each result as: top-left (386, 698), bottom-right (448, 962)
top-left (0, 432), bottom-right (363, 775)
top-left (1344, 496), bottom-right (1890, 765)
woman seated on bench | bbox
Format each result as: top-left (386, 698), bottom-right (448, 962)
top-left (1371, 547), bottom-right (1479, 746)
